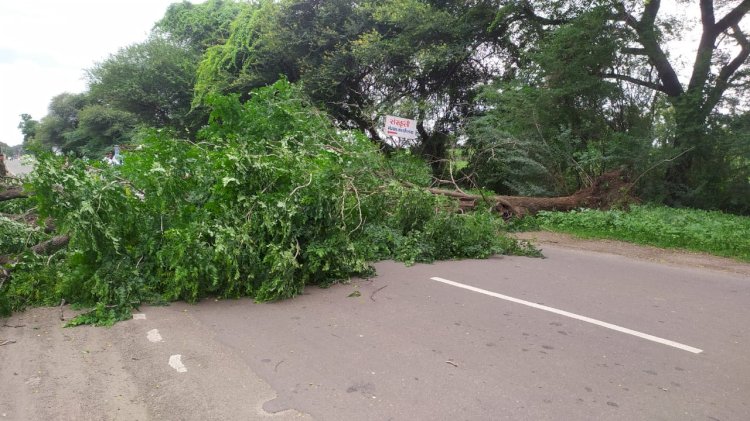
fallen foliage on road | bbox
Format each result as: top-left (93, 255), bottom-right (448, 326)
top-left (0, 81), bottom-right (539, 324)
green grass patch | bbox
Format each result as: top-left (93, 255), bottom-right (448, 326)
top-left (514, 205), bottom-right (750, 262)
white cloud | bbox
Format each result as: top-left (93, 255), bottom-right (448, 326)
top-left (0, 0), bottom-right (201, 146)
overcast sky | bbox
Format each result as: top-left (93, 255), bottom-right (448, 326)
top-left (0, 1), bottom-right (701, 148)
top-left (0, 0), bottom-right (206, 147)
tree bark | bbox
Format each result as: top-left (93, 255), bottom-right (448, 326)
top-left (430, 170), bottom-right (635, 217)
top-left (0, 187), bottom-right (28, 202)
top-left (30, 235), bottom-right (70, 255)
top-left (1, 235), bottom-right (70, 283)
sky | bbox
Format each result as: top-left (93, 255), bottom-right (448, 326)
top-left (0, 1), bottom-right (702, 148)
top-left (0, 0), bottom-right (205, 147)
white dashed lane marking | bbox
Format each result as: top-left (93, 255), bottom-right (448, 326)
top-left (430, 276), bottom-right (703, 354)
top-left (169, 355), bottom-right (187, 372)
top-left (147, 329), bottom-right (163, 343)
top-left (136, 314), bottom-right (188, 374)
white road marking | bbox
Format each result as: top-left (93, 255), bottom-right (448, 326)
top-left (169, 354), bottom-right (187, 372)
top-left (430, 277), bottom-right (703, 354)
top-left (147, 329), bottom-right (163, 343)
top-left (132, 313), bottom-right (146, 320)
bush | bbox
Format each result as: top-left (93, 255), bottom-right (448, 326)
top-left (528, 205), bottom-right (750, 261)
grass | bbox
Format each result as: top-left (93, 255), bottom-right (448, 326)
top-left (510, 205), bottom-right (750, 262)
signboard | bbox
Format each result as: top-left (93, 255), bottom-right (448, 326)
top-left (384, 115), bottom-right (418, 139)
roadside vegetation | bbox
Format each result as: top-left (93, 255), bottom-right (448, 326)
top-left (511, 206), bottom-right (750, 262)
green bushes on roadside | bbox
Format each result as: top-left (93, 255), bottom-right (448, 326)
top-left (521, 205), bottom-right (750, 261)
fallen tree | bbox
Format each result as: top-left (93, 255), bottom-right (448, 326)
top-left (1, 168), bottom-right (632, 286)
top-left (29, 235), bottom-right (70, 255)
top-left (428, 170), bottom-right (636, 217)
top-left (0, 186), bottom-right (27, 202)
top-left (0, 82), bottom-right (643, 325)
top-left (0, 81), bottom-right (544, 324)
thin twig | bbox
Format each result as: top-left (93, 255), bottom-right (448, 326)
top-left (59, 298), bottom-right (66, 321)
top-left (85, 166), bottom-right (147, 199)
top-left (274, 360), bottom-right (285, 372)
top-left (627, 147), bottom-right (696, 194)
top-left (347, 178), bottom-right (364, 235)
top-left (447, 160), bottom-right (468, 196)
top-left (289, 174), bottom-right (313, 198)
top-left (294, 239), bottom-right (301, 259)
top-left (0, 339), bottom-right (16, 346)
top-left (370, 285), bottom-right (388, 302)
top-left (46, 248), bottom-right (64, 266)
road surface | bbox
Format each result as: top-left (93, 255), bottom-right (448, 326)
top-left (3, 158), bottom-right (34, 176)
top-left (1, 242), bottom-right (749, 420)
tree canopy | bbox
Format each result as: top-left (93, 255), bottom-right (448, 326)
top-left (15, 0), bottom-right (750, 210)
top-left (496, 0), bottom-right (750, 207)
top-left (194, 0), bottom-right (511, 169)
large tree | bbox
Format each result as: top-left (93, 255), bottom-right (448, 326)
top-left (28, 92), bottom-right (138, 157)
top-left (498, 0), bottom-right (750, 204)
top-left (154, 0), bottom-right (249, 53)
top-left (194, 0), bottom-right (511, 171)
top-left (33, 92), bottom-right (89, 151)
top-left (87, 37), bottom-right (202, 135)
top-left (17, 114), bottom-right (39, 145)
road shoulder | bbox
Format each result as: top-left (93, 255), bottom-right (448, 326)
top-left (515, 230), bottom-right (750, 277)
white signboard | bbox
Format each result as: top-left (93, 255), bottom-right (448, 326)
top-left (384, 115), bottom-right (418, 139)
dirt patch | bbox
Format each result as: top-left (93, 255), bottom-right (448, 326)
top-left (515, 231), bottom-right (750, 278)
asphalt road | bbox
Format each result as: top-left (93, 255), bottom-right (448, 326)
top-left (1, 244), bottom-right (749, 420)
top-left (3, 158), bottom-right (33, 176)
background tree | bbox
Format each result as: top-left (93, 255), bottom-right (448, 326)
top-left (194, 0), bottom-right (511, 172)
top-left (17, 114), bottom-right (39, 146)
top-left (33, 92), bottom-right (89, 152)
top-left (497, 0), bottom-right (750, 206)
top-left (29, 93), bottom-right (138, 157)
top-left (154, 0), bottom-right (249, 53)
top-left (64, 105), bottom-right (138, 157)
top-left (464, 5), bottom-right (659, 195)
top-left (87, 37), bottom-right (202, 136)
top-left (0, 141), bottom-right (23, 158)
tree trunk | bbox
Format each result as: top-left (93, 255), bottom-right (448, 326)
top-left (30, 235), bottom-right (70, 255)
top-left (0, 187), bottom-right (28, 202)
top-left (430, 170), bottom-right (635, 217)
top-left (664, 92), bottom-right (713, 205)
top-left (417, 129), bottom-right (449, 175)
top-left (2, 235), bottom-right (70, 283)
